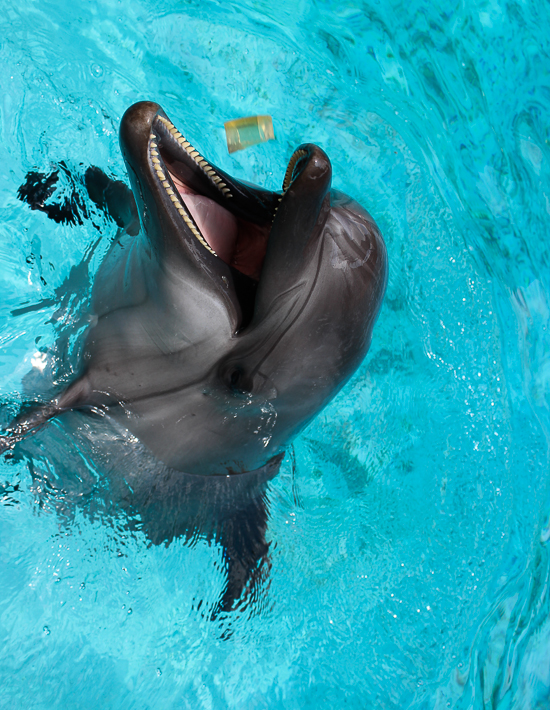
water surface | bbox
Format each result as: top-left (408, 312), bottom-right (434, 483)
top-left (1, 0), bottom-right (549, 707)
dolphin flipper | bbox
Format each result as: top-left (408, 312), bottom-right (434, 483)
top-left (17, 162), bottom-right (88, 226)
top-left (107, 457), bottom-right (279, 616)
top-left (18, 164), bottom-right (139, 235)
top-left (84, 167), bottom-right (139, 235)
top-left (216, 491), bottom-right (271, 614)
top-left (0, 377), bottom-right (91, 454)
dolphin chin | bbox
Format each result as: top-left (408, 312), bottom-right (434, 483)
top-left (8, 100), bottom-right (387, 612)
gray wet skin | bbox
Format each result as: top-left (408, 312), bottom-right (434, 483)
top-left (6, 101), bottom-right (388, 476)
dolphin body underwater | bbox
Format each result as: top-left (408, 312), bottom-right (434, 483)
top-left (4, 101), bottom-right (387, 613)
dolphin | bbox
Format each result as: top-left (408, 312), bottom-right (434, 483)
top-left (6, 101), bottom-right (388, 611)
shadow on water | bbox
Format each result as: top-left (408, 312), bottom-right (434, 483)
top-left (5, 411), bottom-right (283, 620)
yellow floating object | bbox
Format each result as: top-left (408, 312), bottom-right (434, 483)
top-left (224, 115), bottom-right (275, 153)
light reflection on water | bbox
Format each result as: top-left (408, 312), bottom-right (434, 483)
top-left (0, 0), bottom-right (549, 707)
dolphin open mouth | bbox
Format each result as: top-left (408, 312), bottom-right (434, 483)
top-left (118, 102), bottom-right (332, 332)
top-left (148, 111), bottom-right (309, 281)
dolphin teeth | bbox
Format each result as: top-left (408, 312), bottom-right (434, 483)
top-left (180, 209), bottom-right (217, 256)
top-left (212, 177), bottom-right (233, 198)
top-left (282, 148), bottom-right (308, 192)
top-left (154, 114), bottom-right (224, 256)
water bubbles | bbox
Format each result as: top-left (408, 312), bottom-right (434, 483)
top-left (90, 63), bottom-right (104, 78)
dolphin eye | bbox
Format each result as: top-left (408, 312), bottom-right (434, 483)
top-left (229, 368), bottom-right (242, 388)
top-left (220, 363), bottom-right (255, 397)
top-left (224, 365), bottom-right (250, 396)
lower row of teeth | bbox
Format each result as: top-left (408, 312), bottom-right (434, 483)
top-left (272, 149), bottom-right (308, 220)
top-left (282, 149), bottom-right (307, 192)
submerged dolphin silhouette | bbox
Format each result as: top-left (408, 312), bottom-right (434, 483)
top-left (7, 101), bottom-right (387, 611)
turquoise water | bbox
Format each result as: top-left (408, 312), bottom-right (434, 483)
top-left (1, 0), bottom-right (549, 707)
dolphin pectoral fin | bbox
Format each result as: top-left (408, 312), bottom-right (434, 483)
top-left (17, 162), bottom-right (88, 226)
top-left (214, 492), bottom-right (272, 616)
top-left (85, 167), bottom-right (139, 236)
top-left (18, 164), bottom-right (139, 235)
top-left (0, 377), bottom-right (91, 454)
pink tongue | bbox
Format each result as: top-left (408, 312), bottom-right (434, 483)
top-left (179, 192), bottom-right (238, 262)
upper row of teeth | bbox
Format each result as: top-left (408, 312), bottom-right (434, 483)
top-left (149, 118), bottom-right (303, 246)
top-left (157, 116), bottom-right (232, 198)
top-left (149, 133), bottom-right (217, 256)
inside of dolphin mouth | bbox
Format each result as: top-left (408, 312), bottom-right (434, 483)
top-left (150, 114), bottom-right (288, 281)
top-left (166, 168), bottom-right (271, 280)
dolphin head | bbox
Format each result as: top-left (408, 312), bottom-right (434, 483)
top-left (84, 101), bottom-right (387, 475)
